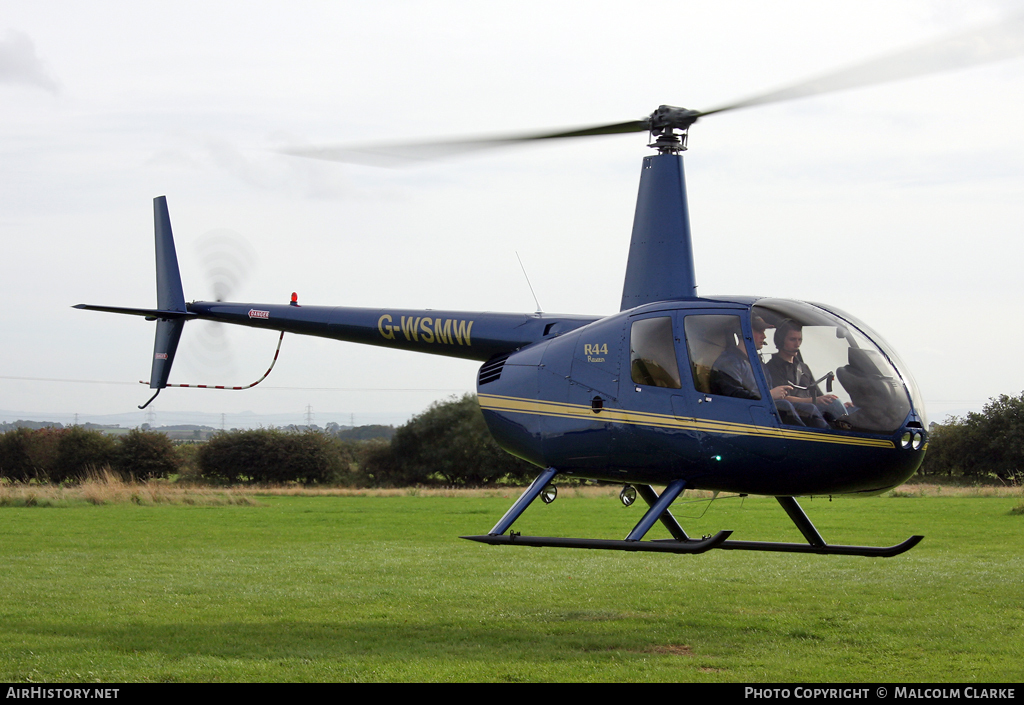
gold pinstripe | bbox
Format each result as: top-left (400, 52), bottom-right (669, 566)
top-left (478, 393), bottom-right (895, 449)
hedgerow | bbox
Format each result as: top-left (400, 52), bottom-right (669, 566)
top-left (196, 429), bottom-right (348, 484)
top-left (0, 428), bottom-right (180, 482)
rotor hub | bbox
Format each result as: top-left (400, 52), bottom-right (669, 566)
top-left (647, 105), bottom-right (701, 153)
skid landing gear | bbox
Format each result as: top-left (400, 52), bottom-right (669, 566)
top-left (461, 470), bottom-right (923, 558)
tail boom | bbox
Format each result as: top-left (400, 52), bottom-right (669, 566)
top-left (186, 301), bottom-right (598, 362)
top-left (74, 196), bottom-right (599, 401)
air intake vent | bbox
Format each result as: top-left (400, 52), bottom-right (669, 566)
top-left (478, 353), bottom-right (510, 385)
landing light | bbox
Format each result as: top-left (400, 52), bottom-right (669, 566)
top-left (540, 484), bottom-right (558, 504)
top-left (620, 485), bottom-right (637, 507)
top-left (902, 431), bottom-right (925, 450)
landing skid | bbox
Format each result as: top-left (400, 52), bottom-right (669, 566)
top-left (462, 530), bottom-right (733, 554)
top-left (701, 535), bottom-right (922, 557)
top-left (461, 469), bottom-right (923, 558)
top-left (462, 532), bottom-right (921, 557)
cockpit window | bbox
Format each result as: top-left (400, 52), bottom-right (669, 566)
top-left (683, 314), bottom-right (761, 400)
top-left (753, 300), bottom-right (912, 434)
top-left (813, 302), bottom-right (927, 427)
top-left (629, 316), bottom-right (681, 389)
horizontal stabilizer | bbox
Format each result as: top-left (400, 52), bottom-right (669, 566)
top-left (72, 304), bottom-right (197, 320)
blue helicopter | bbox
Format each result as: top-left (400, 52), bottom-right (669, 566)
top-left (76, 16), bottom-right (1024, 558)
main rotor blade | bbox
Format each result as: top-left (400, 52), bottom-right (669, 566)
top-left (279, 119), bottom-right (649, 166)
top-left (281, 13), bottom-right (1024, 166)
top-left (700, 12), bottom-right (1024, 117)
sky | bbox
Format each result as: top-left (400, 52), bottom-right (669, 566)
top-left (1, 0), bottom-right (1022, 429)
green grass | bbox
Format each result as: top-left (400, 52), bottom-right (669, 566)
top-left (0, 491), bottom-right (1021, 682)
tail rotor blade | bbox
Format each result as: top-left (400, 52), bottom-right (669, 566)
top-left (195, 228), bottom-right (257, 302)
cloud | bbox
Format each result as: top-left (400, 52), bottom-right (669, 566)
top-left (0, 29), bottom-right (59, 93)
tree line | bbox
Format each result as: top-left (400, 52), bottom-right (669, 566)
top-left (0, 394), bottom-right (536, 486)
top-left (919, 392), bottom-right (1024, 484)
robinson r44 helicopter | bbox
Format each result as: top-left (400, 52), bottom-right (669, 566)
top-left (77, 15), bottom-right (1024, 558)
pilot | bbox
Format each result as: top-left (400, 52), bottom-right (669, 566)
top-left (710, 316), bottom-right (828, 428)
top-left (764, 320), bottom-right (850, 424)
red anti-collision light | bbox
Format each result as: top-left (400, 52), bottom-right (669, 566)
top-left (290, 292), bottom-right (299, 306)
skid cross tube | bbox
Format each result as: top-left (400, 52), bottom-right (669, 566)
top-left (625, 479), bottom-right (687, 541)
top-left (635, 484), bottom-right (689, 541)
top-left (776, 496), bottom-right (826, 547)
top-left (487, 467), bottom-right (558, 536)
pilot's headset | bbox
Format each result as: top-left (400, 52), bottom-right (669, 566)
top-left (773, 319), bottom-right (802, 352)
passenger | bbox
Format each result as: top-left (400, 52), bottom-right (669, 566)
top-left (764, 320), bottom-right (851, 425)
top-left (711, 316), bottom-right (827, 427)
top-left (708, 321), bottom-right (779, 395)
top-left (710, 318), bottom-right (765, 399)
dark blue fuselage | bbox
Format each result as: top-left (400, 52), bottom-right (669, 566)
top-left (478, 298), bottom-right (925, 496)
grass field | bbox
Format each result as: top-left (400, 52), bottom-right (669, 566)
top-left (0, 486), bottom-right (1021, 682)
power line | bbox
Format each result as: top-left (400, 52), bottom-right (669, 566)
top-left (1, 375), bottom-right (137, 386)
top-left (0, 375), bottom-right (467, 392)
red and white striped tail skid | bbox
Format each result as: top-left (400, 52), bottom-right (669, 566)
top-left (140, 331), bottom-right (285, 390)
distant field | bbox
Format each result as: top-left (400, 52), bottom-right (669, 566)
top-left (0, 490), bottom-right (1021, 682)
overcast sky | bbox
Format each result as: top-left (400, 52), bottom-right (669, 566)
top-left (1, 0), bottom-right (1022, 428)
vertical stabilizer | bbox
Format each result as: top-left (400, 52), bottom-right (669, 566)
top-left (149, 318), bottom-right (185, 389)
top-left (619, 153), bottom-right (697, 310)
top-left (149, 196), bottom-right (187, 390)
top-left (154, 196), bottom-right (186, 313)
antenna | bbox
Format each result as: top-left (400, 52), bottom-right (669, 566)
top-left (515, 251), bottom-right (543, 315)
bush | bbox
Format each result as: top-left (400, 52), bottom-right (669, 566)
top-left (174, 443), bottom-right (203, 482)
top-left (344, 438), bottom-right (392, 487)
top-left (2, 427), bottom-right (119, 482)
top-left (369, 394), bottom-right (537, 486)
top-left (53, 427), bottom-right (117, 482)
top-left (0, 427), bottom-right (61, 481)
top-left (197, 429), bottom-right (346, 484)
top-left (114, 429), bottom-right (180, 480)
